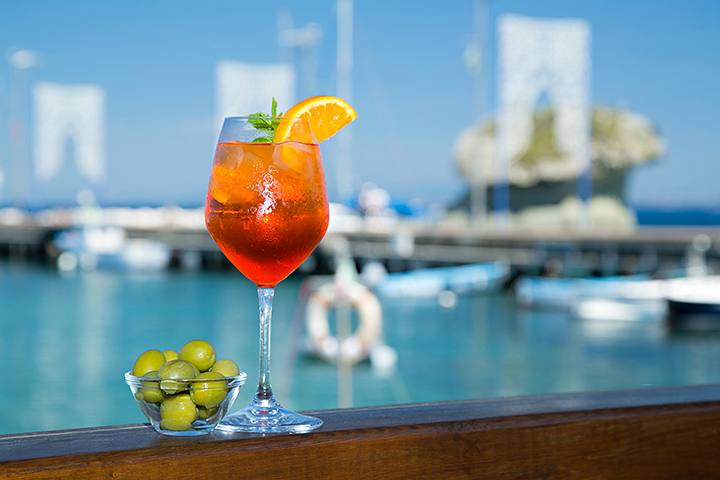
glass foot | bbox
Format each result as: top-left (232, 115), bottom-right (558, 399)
top-left (216, 396), bottom-right (322, 434)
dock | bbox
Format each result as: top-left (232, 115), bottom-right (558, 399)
top-left (1, 211), bottom-right (719, 277)
top-left (319, 224), bottom-right (720, 276)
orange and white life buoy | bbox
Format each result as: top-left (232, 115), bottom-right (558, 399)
top-left (305, 280), bottom-right (383, 365)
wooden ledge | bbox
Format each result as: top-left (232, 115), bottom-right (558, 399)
top-left (2, 384), bottom-right (720, 479)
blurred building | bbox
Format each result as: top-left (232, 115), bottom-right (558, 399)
top-left (454, 105), bottom-right (665, 230)
top-left (454, 14), bottom-right (664, 231)
top-left (214, 60), bottom-right (295, 133)
top-left (32, 82), bottom-right (106, 206)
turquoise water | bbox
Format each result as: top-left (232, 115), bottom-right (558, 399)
top-left (3, 259), bottom-right (720, 435)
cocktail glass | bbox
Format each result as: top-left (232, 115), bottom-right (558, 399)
top-left (205, 116), bottom-right (328, 433)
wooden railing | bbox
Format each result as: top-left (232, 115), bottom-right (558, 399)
top-left (2, 384), bottom-right (720, 479)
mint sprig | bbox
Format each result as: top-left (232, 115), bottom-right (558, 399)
top-left (248, 98), bottom-right (284, 143)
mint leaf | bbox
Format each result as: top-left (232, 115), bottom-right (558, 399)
top-left (248, 114), bottom-right (273, 131)
top-left (247, 98), bottom-right (283, 142)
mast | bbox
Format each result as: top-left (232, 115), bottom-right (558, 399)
top-left (277, 12), bottom-right (322, 101)
top-left (336, 0), bottom-right (353, 202)
top-left (7, 49), bottom-right (37, 209)
top-left (466, 0), bottom-right (489, 227)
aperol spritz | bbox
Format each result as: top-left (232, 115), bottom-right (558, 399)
top-left (206, 96), bottom-right (356, 434)
top-left (205, 116), bottom-right (328, 433)
top-left (206, 141), bottom-right (329, 287)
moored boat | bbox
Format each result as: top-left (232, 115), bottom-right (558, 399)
top-left (53, 226), bottom-right (172, 272)
top-left (665, 276), bottom-right (720, 329)
top-left (375, 262), bottom-right (510, 298)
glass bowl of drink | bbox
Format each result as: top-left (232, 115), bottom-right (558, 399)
top-left (125, 371), bottom-right (247, 436)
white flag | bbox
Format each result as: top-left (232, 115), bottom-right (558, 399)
top-left (34, 82), bottom-right (106, 183)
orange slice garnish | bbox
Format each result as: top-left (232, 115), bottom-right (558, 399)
top-left (275, 96), bottom-right (357, 144)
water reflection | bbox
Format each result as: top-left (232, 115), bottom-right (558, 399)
top-left (4, 261), bottom-right (720, 435)
top-left (34, 278), bottom-right (68, 431)
top-left (78, 271), bottom-right (118, 426)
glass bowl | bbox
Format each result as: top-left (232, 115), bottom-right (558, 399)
top-left (125, 370), bottom-right (247, 436)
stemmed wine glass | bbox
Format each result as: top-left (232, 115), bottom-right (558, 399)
top-left (205, 116), bottom-right (328, 433)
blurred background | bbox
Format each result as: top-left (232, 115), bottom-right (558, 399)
top-left (1, 0), bottom-right (720, 435)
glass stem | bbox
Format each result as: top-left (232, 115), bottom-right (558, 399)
top-left (256, 287), bottom-right (275, 401)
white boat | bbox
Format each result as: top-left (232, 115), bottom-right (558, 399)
top-left (517, 274), bottom-right (720, 324)
top-left (53, 227), bottom-right (172, 272)
top-left (665, 276), bottom-right (720, 329)
top-left (573, 297), bottom-right (668, 323)
top-left (516, 275), bottom-right (656, 310)
top-left (375, 262), bottom-right (510, 298)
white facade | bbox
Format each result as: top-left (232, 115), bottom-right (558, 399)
top-left (495, 15), bottom-right (591, 228)
top-left (33, 82), bottom-right (106, 184)
top-left (214, 60), bottom-right (295, 133)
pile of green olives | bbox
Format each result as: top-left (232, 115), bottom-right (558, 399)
top-left (131, 339), bottom-right (241, 431)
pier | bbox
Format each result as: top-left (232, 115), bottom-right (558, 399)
top-left (320, 224), bottom-right (720, 277)
top-left (1, 209), bottom-right (719, 277)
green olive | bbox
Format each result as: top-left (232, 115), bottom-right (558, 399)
top-left (138, 371), bottom-right (167, 404)
top-left (160, 393), bottom-right (198, 431)
top-left (157, 359), bottom-right (196, 394)
top-left (190, 372), bottom-right (228, 409)
top-left (163, 350), bottom-right (178, 362)
top-left (197, 406), bottom-right (218, 420)
top-left (178, 339), bottom-right (216, 372)
top-left (210, 359), bottom-right (240, 377)
top-left (132, 349), bottom-right (166, 377)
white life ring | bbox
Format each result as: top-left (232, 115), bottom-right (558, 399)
top-left (305, 280), bottom-right (383, 365)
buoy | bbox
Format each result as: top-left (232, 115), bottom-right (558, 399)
top-left (305, 280), bottom-right (383, 365)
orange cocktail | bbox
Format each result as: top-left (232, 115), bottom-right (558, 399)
top-left (206, 97), bottom-right (356, 434)
top-left (205, 140), bottom-right (329, 287)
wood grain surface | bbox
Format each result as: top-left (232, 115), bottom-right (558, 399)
top-left (1, 384), bottom-right (720, 479)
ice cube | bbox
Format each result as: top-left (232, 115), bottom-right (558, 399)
top-left (214, 142), bottom-right (244, 168)
top-left (209, 164), bottom-right (254, 205)
top-left (272, 142), bottom-right (314, 176)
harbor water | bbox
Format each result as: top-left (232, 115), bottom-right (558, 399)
top-left (3, 258), bottom-right (720, 436)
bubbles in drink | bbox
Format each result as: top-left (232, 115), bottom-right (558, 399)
top-left (206, 140), bottom-right (329, 287)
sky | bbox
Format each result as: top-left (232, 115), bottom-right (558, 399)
top-left (0, 0), bottom-right (718, 209)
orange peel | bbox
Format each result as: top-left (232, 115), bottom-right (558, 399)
top-left (275, 95), bottom-right (357, 144)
